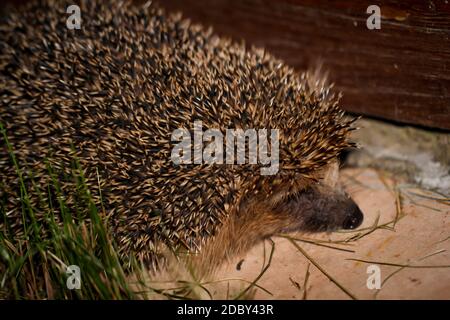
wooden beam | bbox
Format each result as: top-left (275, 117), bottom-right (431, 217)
top-left (157, 0), bottom-right (450, 130)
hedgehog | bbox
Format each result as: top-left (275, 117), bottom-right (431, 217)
top-left (0, 0), bottom-right (363, 273)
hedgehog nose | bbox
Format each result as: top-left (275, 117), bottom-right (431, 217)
top-left (342, 202), bottom-right (364, 229)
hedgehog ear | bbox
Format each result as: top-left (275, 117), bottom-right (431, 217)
top-left (322, 160), bottom-right (340, 189)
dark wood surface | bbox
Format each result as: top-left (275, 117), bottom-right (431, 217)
top-left (156, 0), bottom-right (450, 130)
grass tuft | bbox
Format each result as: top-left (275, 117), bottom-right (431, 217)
top-left (0, 123), bottom-right (146, 299)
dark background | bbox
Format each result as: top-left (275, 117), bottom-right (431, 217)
top-left (156, 0), bottom-right (450, 130)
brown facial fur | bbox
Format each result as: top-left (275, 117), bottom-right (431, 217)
top-left (194, 161), bottom-right (363, 275)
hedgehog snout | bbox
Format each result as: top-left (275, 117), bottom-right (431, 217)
top-left (268, 186), bottom-right (364, 233)
top-left (342, 201), bottom-right (364, 230)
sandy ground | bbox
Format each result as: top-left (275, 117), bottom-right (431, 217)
top-left (203, 168), bottom-right (450, 300)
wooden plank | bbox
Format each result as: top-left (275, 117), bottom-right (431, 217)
top-left (156, 0), bottom-right (450, 130)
